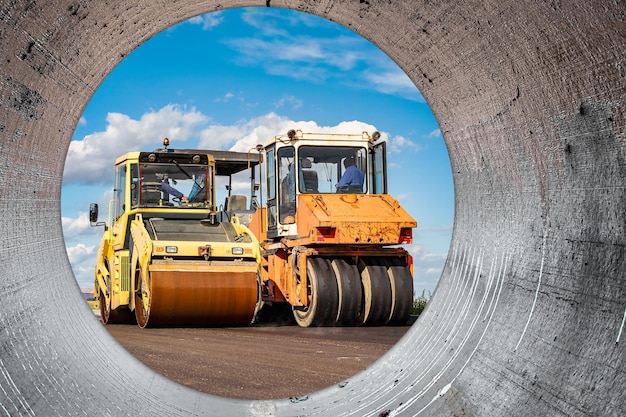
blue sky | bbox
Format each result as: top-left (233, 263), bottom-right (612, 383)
top-left (61, 7), bottom-right (453, 298)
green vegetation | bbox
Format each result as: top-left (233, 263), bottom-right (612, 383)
top-left (412, 290), bottom-right (429, 317)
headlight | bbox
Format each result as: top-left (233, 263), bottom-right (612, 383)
top-left (165, 246), bottom-right (178, 253)
top-left (232, 247), bottom-right (244, 255)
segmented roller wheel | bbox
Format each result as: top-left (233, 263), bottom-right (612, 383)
top-left (99, 290), bottom-right (111, 324)
top-left (385, 257), bottom-right (414, 325)
top-left (293, 257), bottom-right (339, 327)
top-left (134, 272), bottom-right (150, 328)
top-left (100, 290), bottom-right (134, 324)
top-left (358, 258), bottom-right (393, 326)
top-left (331, 258), bottom-right (362, 326)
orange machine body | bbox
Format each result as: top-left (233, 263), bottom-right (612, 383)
top-left (248, 130), bottom-right (417, 327)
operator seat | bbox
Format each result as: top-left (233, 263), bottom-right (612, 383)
top-left (226, 194), bottom-right (247, 211)
top-left (300, 158), bottom-right (318, 192)
top-left (141, 178), bottom-right (162, 205)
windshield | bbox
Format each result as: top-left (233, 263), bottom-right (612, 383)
top-left (297, 146), bottom-right (368, 193)
top-left (133, 163), bottom-right (210, 208)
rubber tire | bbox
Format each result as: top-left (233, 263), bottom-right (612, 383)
top-left (293, 257), bottom-right (339, 327)
top-left (134, 269), bottom-right (150, 328)
top-left (100, 290), bottom-right (134, 325)
top-left (331, 258), bottom-right (362, 326)
top-left (99, 290), bottom-right (111, 324)
top-left (358, 258), bottom-right (393, 326)
top-left (385, 258), bottom-right (414, 325)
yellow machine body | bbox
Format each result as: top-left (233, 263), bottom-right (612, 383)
top-left (91, 144), bottom-right (261, 327)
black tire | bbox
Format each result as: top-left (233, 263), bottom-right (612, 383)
top-left (331, 258), bottom-right (362, 326)
top-left (100, 290), bottom-right (134, 324)
top-left (385, 258), bottom-right (414, 325)
top-left (358, 258), bottom-right (392, 326)
top-left (293, 257), bottom-right (339, 327)
top-left (134, 269), bottom-right (150, 328)
top-left (99, 290), bottom-right (111, 324)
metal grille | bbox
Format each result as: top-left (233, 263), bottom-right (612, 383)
top-left (120, 254), bottom-right (130, 292)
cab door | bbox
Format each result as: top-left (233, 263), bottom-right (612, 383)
top-left (370, 141), bottom-right (387, 194)
top-left (265, 146), bottom-right (278, 237)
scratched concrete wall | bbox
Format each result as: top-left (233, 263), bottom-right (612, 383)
top-left (0, 1), bottom-right (624, 416)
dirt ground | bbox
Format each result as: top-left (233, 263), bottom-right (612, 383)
top-left (106, 323), bottom-right (411, 400)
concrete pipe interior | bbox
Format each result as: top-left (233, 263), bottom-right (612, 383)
top-left (0, 1), bottom-right (624, 416)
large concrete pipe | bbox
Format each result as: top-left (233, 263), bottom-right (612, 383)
top-left (0, 1), bottom-right (624, 416)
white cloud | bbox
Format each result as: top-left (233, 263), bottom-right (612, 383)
top-left (237, 9), bottom-right (365, 65)
top-left (226, 35), bottom-right (366, 81)
top-left (63, 104), bottom-right (208, 185)
top-left (62, 212), bottom-right (92, 239)
top-left (363, 69), bottom-right (421, 100)
top-left (196, 112), bottom-right (289, 151)
top-left (406, 243), bottom-right (447, 297)
top-left (387, 135), bottom-right (421, 153)
top-left (62, 204), bottom-right (114, 239)
top-left (188, 12), bottom-right (224, 30)
top-left (275, 95), bottom-right (303, 110)
top-left (197, 112), bottom-right (377, 153)
top-left (66, 243), bottom-right (98, 288)
top-left (214, 92), bottom-right (236, 103)
top-left (63, 201), bottom-right (110, 287)
top-left (66, 243), bottom-right (96, 264)
top-left (426, 129), bottom-right (442, 139)
top-left (224, 10), bottom-right (424, 101)
top-left (240, 8), bottom-right (320, 38)
top-left (65, 105), bottom-right (379, 189)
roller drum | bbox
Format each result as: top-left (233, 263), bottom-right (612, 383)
top-left (138, 261), bottom-right (258, 327)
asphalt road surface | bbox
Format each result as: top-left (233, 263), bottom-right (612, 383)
top-left (106, 323), bottom-right (412, 400)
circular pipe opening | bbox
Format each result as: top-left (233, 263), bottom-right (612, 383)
top-left (1, 2), bottom-right (624, 416)
top-left (62, 7), bottom-right (452, 400)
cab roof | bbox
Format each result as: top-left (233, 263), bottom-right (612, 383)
top-left (115, 148), bottom-right (261, 177)
top-left (263, 130), bottom-right (380, 148)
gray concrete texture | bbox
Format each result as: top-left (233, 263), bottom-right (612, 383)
top-left (0, 0), bottom-right (624, 416)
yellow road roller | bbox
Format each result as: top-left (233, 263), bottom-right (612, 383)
top-left (89, 139), bottom-right (261, 327)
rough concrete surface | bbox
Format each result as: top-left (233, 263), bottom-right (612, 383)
top-left (0, 1), bottom-right (624, 416)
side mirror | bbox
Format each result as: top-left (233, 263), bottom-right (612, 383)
top-left (89, 203), bottom-right (99, 224)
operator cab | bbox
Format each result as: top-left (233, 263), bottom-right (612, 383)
top-left (89, 138), bottom-right (217, 234)
top-left (130, 139), bottom-right (214, 210)
top-left (263, 130), bottom-right (387, 238)
top-left (133, 162), bottom-right (211, 209)
top-left (210, 149), bottom-right (262, 226)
